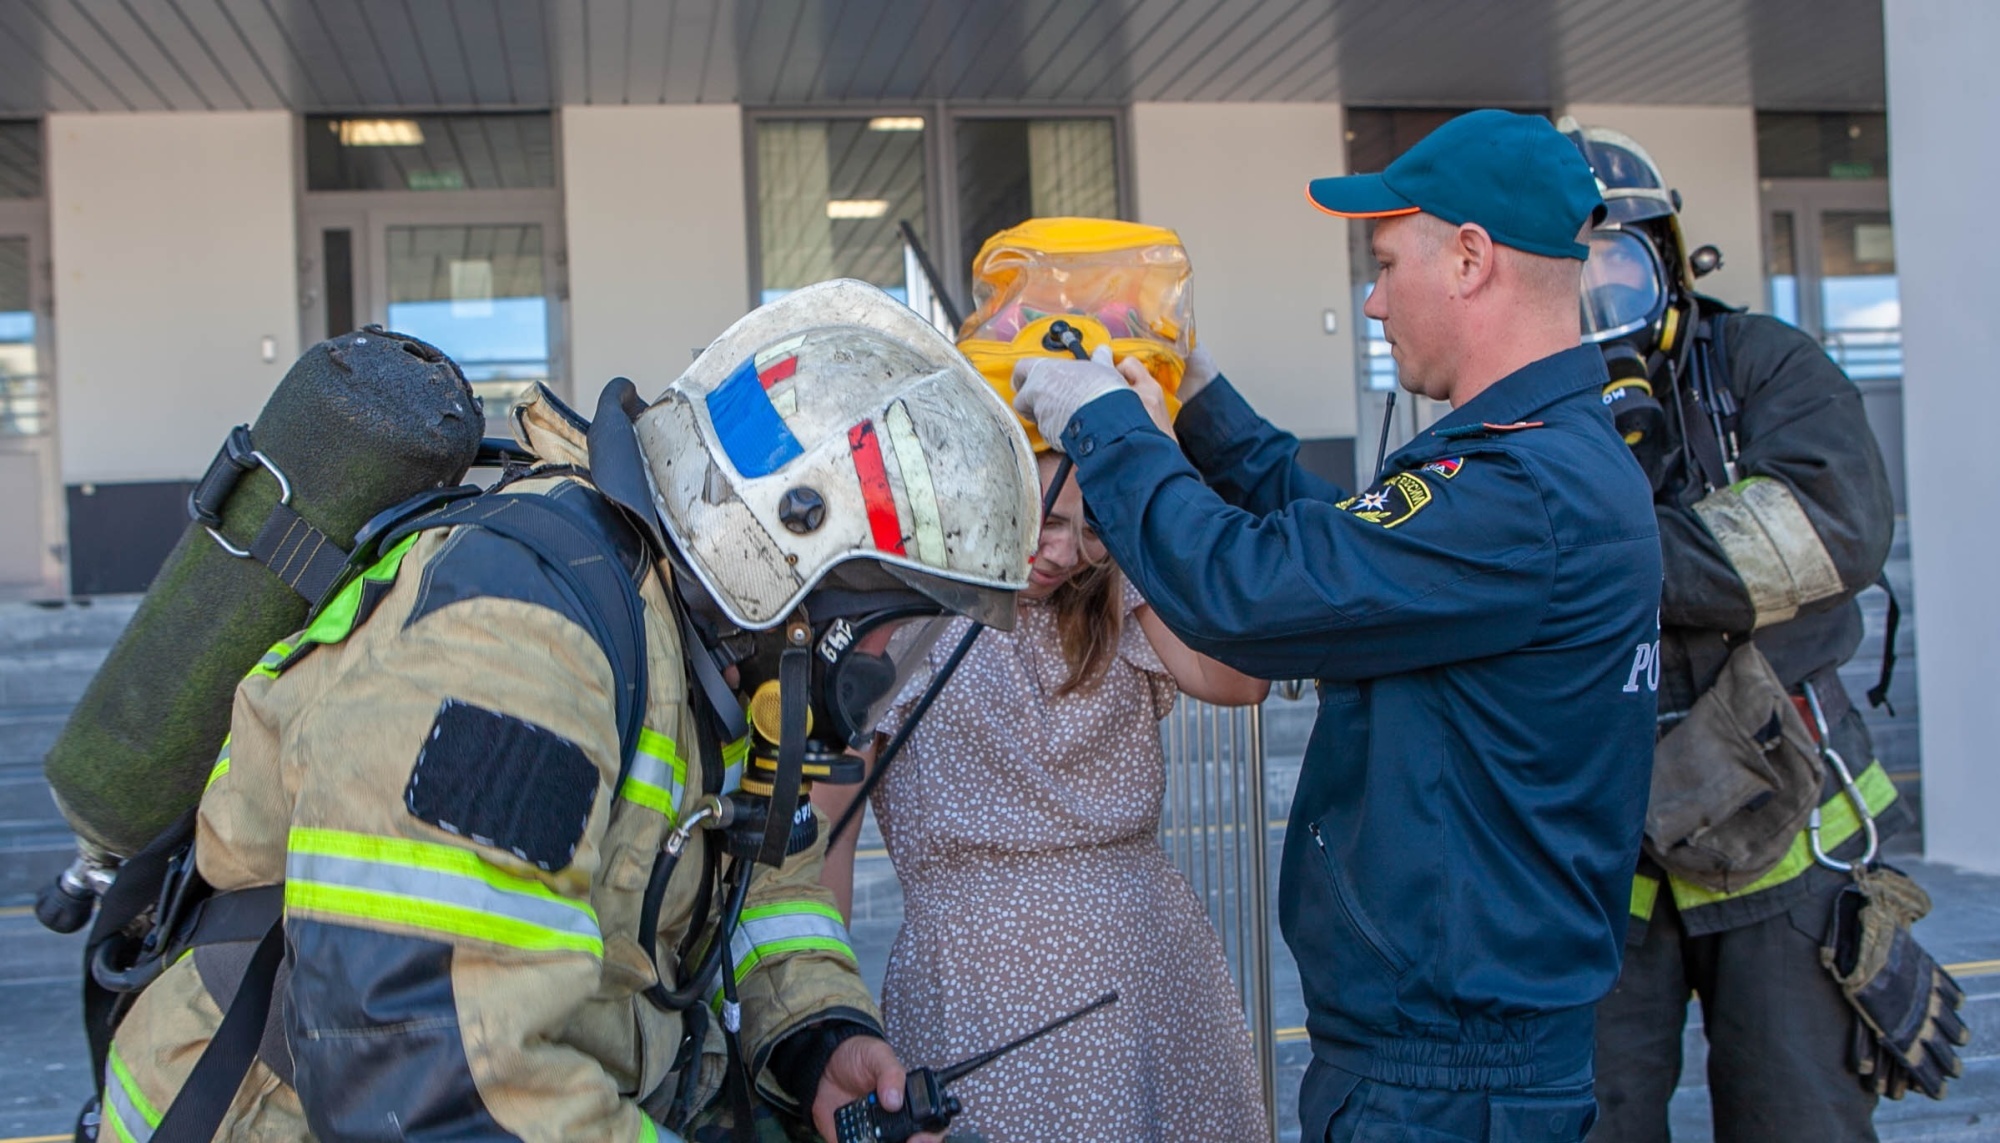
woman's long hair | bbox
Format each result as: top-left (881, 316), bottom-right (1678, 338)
top-left (1050, 559), bottom-right (1121, 696)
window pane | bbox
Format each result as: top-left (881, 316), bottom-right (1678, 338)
top-left (757, 118), bottom-right (926, 303)
top-left (955, 117), bottom-right (1119, 278)
top-left (1818, 211), bottom-right (1899, 380)
top-left (1756, 113), bottom-right (1889, 180)
top-left (306, 114), bottom-right (555, 192)
top-left (1767, 211), bottom-right (1798, 326)
top-left (0, 237), bottom-right (45, 436)
top-left (0, 121), bottom-right (41, 199)
top-left (322, 229), bottom-right (355, 339)
top-left (384, 224), bottom-right (550, 410)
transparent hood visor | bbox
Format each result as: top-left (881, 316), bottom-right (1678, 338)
top-left (1580, 228), bottom-right (1669, 344)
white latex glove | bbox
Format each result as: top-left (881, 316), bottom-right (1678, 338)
top-left (1179, 343), bottom-right (1220, 405)
top-left (1011, 345), bottom-right (1126, 453)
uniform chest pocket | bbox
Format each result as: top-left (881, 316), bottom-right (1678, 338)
top-left (1310, 821), bottom-right (1413, 979)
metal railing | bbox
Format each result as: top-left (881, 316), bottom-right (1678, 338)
top-left (1821, 326), bottom-right (1903, 381)
top-left (0, 371), bottom-right (49, 436)
top-left (1160, 698), bottom-right (1278, 1137)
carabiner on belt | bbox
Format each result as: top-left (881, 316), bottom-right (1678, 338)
top-left (1803, 678), bottom-right (1879, 872)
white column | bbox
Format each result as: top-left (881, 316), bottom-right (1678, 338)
top-left (1557, 104), bottom-right (1766, 312)
top-left (47, 112), bottom-right (298, 483)
top-left (561, 105), bottom-right (751, 398)
top-left (1130, 103), bottom-right (1355, 440)
top-left (1885, 0), bottom-right (2000, 874)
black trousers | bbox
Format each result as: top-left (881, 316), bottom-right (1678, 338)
top-left (1589, 877), bottom-right (1878, 1142)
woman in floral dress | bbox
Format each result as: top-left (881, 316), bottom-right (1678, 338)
top-left (817, 451), bottom-right (1271, 1142)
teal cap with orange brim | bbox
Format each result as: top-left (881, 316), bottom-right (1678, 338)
top-left (1307, 109), bottom-right (1607, 260)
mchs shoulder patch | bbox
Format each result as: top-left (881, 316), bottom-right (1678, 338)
top-left (1336, 471), bottom-right (1433, 528)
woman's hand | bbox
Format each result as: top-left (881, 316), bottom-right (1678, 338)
top-left (1116, 356), bottom-right (1177, 441)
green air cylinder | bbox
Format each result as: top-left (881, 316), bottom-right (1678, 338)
top-left (44, 328), bottom-right (485, 857)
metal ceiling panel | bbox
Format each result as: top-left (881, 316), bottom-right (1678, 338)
top-left (545, 0), bottom-right (587, 105)
top-left (399, 0), bottom-right (480, 106)
top-left (1226, 4), bottom-right (1340, 101)
top-left (359, 0), bottom-right (448, 105)
top-left (41, 0), bottom-right (200, 110)
top-left (0, 0), bottom-right (1889, 117)
top-left (6, 1), bottom-right (149, 112)
top-left (580, 0), bottom-right (630, 106)
top-left (621, 0), bottom-right (671, 103)
top-left (1154, 0), bottom-right (1320, 103)
top-left (171, 0), bottom-right (291, 108)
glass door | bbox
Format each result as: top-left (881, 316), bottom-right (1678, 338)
top-left (299, 113), bottom-right (565, 435)
top-left (379, 220), bottom-right (556, 413)
top-left (302, 200), bottom-right (565, 433)
top-left (1762, 179), bottom-right (1903, 510)
top-left (0, 213), bottom-right (61, 599)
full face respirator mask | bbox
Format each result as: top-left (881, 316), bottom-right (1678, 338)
top-left (703, 584), bottom-right (956, 790)
top-left (1581, 225), bottom-right (1678, 483)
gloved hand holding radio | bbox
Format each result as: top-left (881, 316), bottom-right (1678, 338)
top-left (1012, 345), bottom-right (1126, 452)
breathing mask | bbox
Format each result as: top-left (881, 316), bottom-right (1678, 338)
top-left (1562, 118), bottom-right (1709, 485)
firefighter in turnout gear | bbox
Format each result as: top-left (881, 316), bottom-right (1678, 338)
top-left (91, 281), bottom-right (1039, 1143)
top-left (1568, 123), bottom-right (1970, 1142)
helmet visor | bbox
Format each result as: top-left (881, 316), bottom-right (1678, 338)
top-left (825, 611), bottom-right (957, 746)
top-left (1580, 229), bottom-right (1668, 344)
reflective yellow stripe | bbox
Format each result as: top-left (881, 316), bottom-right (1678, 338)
top-left (621, 732), bottom-right (750, 813)
top-left (637, 1115), bottom-right (660, 1143)
top-left (1670, 760), bottom-right (1898, 910)
top-left (103, 1044), bottom-right (160, 1143)
top-left (620, 727), bottom-right (688, 822)
top-left (715, 901), bottom-right (855, 1000)
top-left (285, 828), bottom-right (601, 957)
top-left (722, 736), bottom-right (748, 794)
top-left (246, 640), bottom-right (295, 680)
top-left (204, 735), bottom-right (232, 792)
top-left (1630, 873), bottom-right (1659, 921)
top-left (249, 534), bottom-right (422, 680)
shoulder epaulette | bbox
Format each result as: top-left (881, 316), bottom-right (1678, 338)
top-left (1434, 421), bottom-right (1544, 441)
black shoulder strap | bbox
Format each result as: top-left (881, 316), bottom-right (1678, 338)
top-left (1869, 572), bottom-right (1901, 715)
top-left (1678, 310), bottom-right (1736, 493)
top-left (382, 489), bottom-right (651, 781)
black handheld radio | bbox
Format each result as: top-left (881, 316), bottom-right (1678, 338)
top-left (833, 991), bottom-right (1118, 1143)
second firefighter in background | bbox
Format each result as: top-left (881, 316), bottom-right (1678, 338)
top-left (1567, 121), bottom-right (1969, 1143)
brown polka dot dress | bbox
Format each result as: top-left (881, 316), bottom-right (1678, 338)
top-left (871, 578), bottom-right (1269, 1142)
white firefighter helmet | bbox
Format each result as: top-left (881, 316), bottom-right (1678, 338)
top-left (636, 279), bottom-right (1039, 633)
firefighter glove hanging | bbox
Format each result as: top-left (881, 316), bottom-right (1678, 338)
top-left (1820, 864), bottom-right (1971, 1099)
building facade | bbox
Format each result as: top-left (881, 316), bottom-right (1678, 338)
top-left (2, 0), bottom-right (1994, 874)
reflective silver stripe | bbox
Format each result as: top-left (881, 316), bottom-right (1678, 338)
top-left (711, 904), bottom-right (855, 1001)
top-left (1692, 476), bottom-right (1843, 629)
top-left (620, 740), bottom-right (685, 821)
top-left (102, 1049), bottom-right (159, 1143)
top-left (285, 849), bottom-right (600, 951)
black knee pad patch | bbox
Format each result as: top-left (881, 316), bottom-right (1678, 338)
top-left (405, 699), bottom-right (598, 871)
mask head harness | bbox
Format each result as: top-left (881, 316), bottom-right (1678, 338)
top-left (1561, 118), bottom-right (1727, 483)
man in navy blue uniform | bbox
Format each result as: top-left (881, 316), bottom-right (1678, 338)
top-left (1012, 110), bottom-right (1662, 1141)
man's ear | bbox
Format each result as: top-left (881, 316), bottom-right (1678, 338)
top-left (1456, 223), bottom-right (1497, 295)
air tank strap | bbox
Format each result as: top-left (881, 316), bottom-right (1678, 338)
top-left (188, 424), bottom-right (351, 607)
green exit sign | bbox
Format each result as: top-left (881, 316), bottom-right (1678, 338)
top-left (407, 170), bottom-right (467, 191)
top-left (1829, 161), bottom-right (1875, 179)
